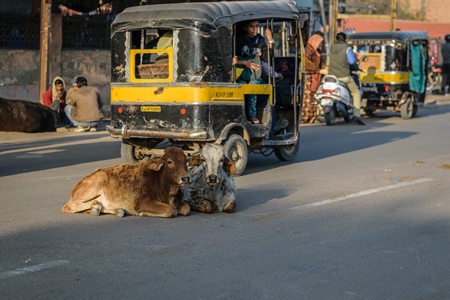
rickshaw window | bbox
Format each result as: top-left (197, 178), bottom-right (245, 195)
top-left (232, 19), bottom-right (297, 84)
top-left (271, 21), bottom-right (297, 57)
top-left (129, 29), bottom-right (174, 82)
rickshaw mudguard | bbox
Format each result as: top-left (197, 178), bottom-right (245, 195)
top-left (399, 91), bottom-right (416, 106)
top-left (215, 123), bottom-right (250, 145)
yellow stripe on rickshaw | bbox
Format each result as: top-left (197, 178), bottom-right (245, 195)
top-left (110, 85), bottom-right (273, 103)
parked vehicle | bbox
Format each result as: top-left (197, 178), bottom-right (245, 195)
top-left (315, 73), bottom-right (361, 125)
top-left (107, 1), bottom-right (308, 175)
top-left (348, 31), bottom-right (429, 119)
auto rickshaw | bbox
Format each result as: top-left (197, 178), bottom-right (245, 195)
top-left (107, 1), bottom-right (308, 175)
top-left (347, 31), bottom-right (429, 119)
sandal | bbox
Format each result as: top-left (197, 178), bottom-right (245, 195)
top-left (248, 116), bottom-right (260, 124)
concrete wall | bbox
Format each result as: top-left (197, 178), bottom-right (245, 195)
top-left (0, 49), bottom-right (111, 111)
top-left (0, 13), bottom-right (111, 113)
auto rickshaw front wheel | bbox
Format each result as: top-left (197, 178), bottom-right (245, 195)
top-left (400, 95), bottom-right (417, 119)
top-left (222, 134), bottom-right (248, 176)
top-left (121, 140), bottom-right (150, 164)
top-left (274, 139), bottom-right (299, 161)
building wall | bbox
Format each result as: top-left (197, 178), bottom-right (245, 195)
top-left (0, 49), bottom-right (111, 110)
top-left (398, 0), bottom-right (448, 23)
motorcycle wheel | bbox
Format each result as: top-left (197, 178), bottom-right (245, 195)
top-left (274, 139), bottom-right (300, 161)
top-left (364, 109), bottom-right (375, 116)
top-left (121, 140), bottom-right (150, 164)
top-left (324, 107), bottom-right (336, 125)
top-left (400, 96), bottom-right (414, 119)
top-left (223, 134), bottom-right (248, 176)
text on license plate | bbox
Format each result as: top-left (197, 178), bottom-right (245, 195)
top-left (141, 106), bottom-right (161, 112)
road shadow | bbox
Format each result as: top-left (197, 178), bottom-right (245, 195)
top-left (0, 134), bottom-right (121, 177)
top-left (242, 102), bottom-right (450, 176)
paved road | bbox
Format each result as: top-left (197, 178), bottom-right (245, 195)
top-left (1, 95), bottom-right (450, 299)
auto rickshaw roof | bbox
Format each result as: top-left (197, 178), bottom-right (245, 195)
top-left (111, 0), bottom-right (305, 36)
top-left (347, 31), bottom-right (429, 44)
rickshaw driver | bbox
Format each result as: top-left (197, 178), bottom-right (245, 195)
top-left (328, 32), bottom-right (365, 125)
top-left (235, 20), bottom-right (275, 124)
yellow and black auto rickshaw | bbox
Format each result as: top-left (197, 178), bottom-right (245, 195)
top-left (347, 31), bottom-right (429, 119)
top-left (107, 1), bottom-right (308, 175)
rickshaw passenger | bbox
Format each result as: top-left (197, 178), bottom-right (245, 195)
top-left (235, 20), bottom-right (274, 124)
top-left (142, 30), bottom-right (172, 64)
top-left (328, 32), bottom-right (365, 125)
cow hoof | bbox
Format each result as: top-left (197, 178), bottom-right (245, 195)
top-left (91, 208), bottom-right (100, 216)
top-left (178, 203), bottom-right (190, 216)
top-left (116, 209), bottom-right (125, 218)
top-left (223, 201), bottom-right (236, 213)
top-left (204, 201), bottom-right (214, 214)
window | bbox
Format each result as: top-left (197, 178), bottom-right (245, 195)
top-left (130, 29), bottom-right (173, 82)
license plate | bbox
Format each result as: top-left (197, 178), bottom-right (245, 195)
top-left (141, 106), bottom-right (161, 112)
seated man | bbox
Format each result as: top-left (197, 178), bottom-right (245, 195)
top-left (64, 76), bottom-right (104, 132)
top-left (42, 76), bottom-right (69, 126)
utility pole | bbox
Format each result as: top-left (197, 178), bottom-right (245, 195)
top-left (39, 0), bottom-right (52, 104)
top-left (330, 0), bottom-right (338, 48)
top-left (318, 0), bottom-right (330, 59)
top-left (390, 0), bottom-right (397, 31)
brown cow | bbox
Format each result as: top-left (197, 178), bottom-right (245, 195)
top-left (62, 147), bottom-right (190, 218)
top-left (0, 97), bottom-right (56, 133)
top-left (182, 143), bottom-right (237, 213)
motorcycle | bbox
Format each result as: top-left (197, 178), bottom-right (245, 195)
top-left (427, 61), bottom-right (442, 92)
top-left (315, 73), bottom-right (361, 126)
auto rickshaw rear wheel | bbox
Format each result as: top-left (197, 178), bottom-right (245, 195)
top-left (223, 134), bottom-right (248, 176)
top-left (121, 140), bottom-right (150, 164)
top-left (400, 95), bottom-right (415, 119)
top-left (274, 139), bottom-right (299, 161)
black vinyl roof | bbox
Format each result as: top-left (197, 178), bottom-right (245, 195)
top-left (348, 31), bottom-right (429, 44)
top-left (111, 0), bottom-right (303, 36)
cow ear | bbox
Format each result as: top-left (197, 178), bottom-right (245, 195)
top-left (223, 157), bottom-right (236, 175)
top-left (188, 155), bottom-right (203, 167)
top-left (147, 158), bottom-right (164, 171)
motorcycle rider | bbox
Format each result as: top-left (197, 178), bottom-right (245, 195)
top-left (328, 32), bottom-right (365, 125)
top-left (437, 34), bottom-right (450, 95)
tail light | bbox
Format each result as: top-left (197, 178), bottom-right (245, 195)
top-left (322, 89), bottom-right (334, 95)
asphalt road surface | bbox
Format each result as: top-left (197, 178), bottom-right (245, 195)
top-left (1, 97), bottom-right (450, 300)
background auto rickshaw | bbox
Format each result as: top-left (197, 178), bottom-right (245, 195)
top-left (107, 1), bottom-right (308, 175)
top-left (348, 31), bottom-right (429, 119)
